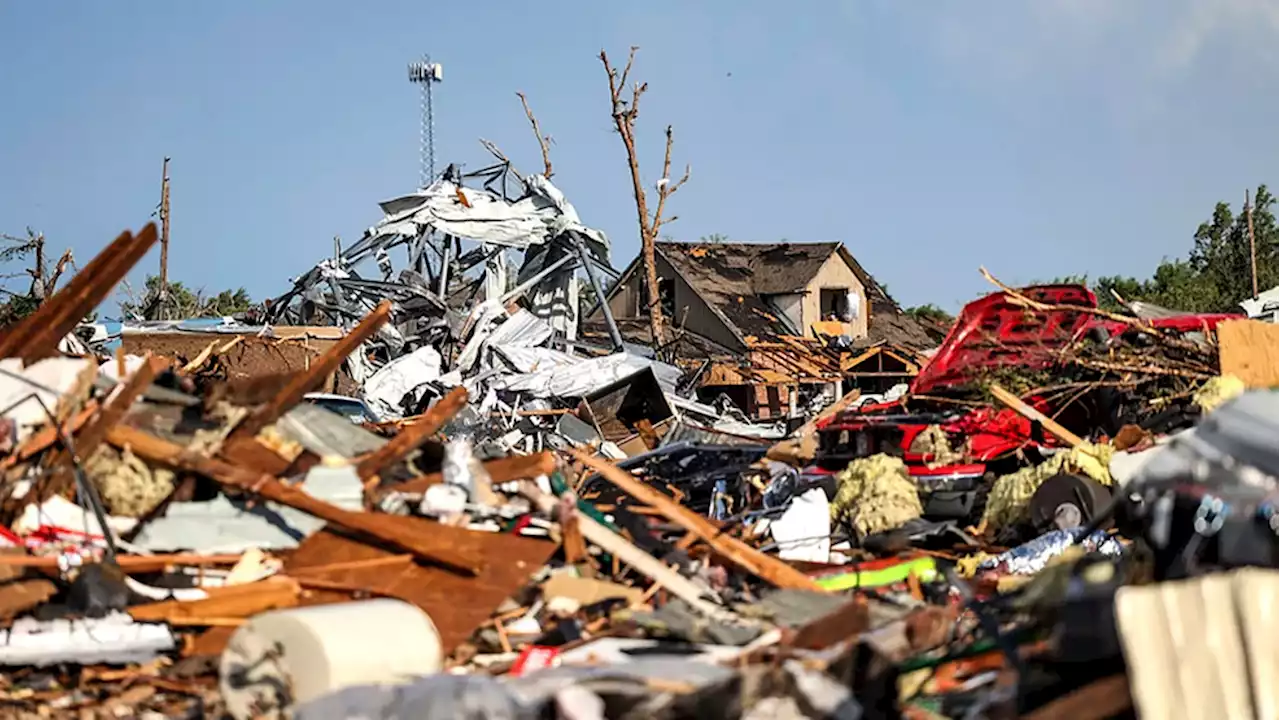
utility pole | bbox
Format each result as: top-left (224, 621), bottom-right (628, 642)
top-left (159, 157), bottom-right (172, 308)
top-left (1246, 188), bottom-right (1259, 298)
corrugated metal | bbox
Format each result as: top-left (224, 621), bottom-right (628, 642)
top-left (276, 403), bottom-right (387, 459)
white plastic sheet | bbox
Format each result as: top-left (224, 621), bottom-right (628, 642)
top-left (769, 488), bottom-right (831, 563)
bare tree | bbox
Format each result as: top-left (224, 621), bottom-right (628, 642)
top-left (600, 46), bottom-right (690, 345)
top-left (516, 92), bottom-right (554, 179)
top-left (0, 228), bottom-right (76, 307)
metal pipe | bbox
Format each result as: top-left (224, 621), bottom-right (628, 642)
top-left (574, 239), bottom-right (624, 351)
top-left (436, 235), bottom-right (452, 298)
top-left (499, 252), bottom-right (575, 304)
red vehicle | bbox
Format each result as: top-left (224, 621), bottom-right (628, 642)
top-left (816, 285), bottom-right (1237, 525)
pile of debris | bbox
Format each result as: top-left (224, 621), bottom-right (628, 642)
top-left (0, 214), bottom-right (1276, 719)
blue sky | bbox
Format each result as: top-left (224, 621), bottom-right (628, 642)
top-left (1, 1), bottom-right (1276, 314)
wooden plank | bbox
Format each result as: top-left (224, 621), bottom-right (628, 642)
top-left (355, 386), bottom-right (468, 480)
top-left (0, 553), bottom-right (244, 572)
top-left (128, 577), bottom-right (300, 623)
top-left (988, 383), bottom-right (1086, 448)
top-left (0, 230), bottom-right (137, 357)
top-left (567, 448), bottom-right (824, 592)
top-left (1217, 319), bottom-right (1280, 389)
top-left (106, 424), bottom-right (484, 576)
top-left (232, 299), bottom-right (392, 439)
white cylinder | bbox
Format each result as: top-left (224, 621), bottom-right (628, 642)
top-left (219, 599), bottom-right (443, 719)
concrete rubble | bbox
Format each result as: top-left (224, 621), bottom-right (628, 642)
top-left (0, 172), bottom-right (1275, 719)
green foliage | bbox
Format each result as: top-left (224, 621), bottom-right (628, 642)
top-left (120, 275), bottom-right (254, 320)
top-left (905, 303), bottom-right (954, 326)
top-left (699, 233), bottom-right (729, 244)
top-left (1050, 185), bottom-right (1280, 314)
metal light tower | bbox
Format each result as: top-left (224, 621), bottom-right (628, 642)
top-left (408, 56), bottom-right (444, 187)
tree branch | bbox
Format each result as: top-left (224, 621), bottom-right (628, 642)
top-left (515, 92), bottom-right (554, 179)
top-left (649, 126), bottom-right (691, 237)
top-left (619, 46), bottom-right (638, 97)
top-left (47, 249), bottom-right (75, 295)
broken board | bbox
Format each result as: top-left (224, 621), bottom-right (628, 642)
top-left (284, 522), bottom-right (557, 652)
top-left (1217, 319), bottom-right (1279, 389)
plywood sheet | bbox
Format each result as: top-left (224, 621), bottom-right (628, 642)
top-left (285, 523), bottom-right (557, 652)
top-left (1218, 319), bottom-right (1279, 389)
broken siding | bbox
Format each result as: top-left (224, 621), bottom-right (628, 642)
top-left (801, 253), bottom-right (867, 339)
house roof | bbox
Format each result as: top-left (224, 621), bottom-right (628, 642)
top-left (652, 241), bottom-right (935, 349)
top-left (656, 242), bottom-right (841, 341)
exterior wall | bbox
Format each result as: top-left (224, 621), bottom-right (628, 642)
top-left (599, 255), bottom-right (746, 350)
top-left (801, 253), bottom-right (868, 339)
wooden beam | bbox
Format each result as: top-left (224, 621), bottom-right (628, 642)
top-left (355, 386), bottom-right (468, 480)
top-left (106, 424), bottom-right (484, 576)
top-left (232, 300), bottom-right (392, 439)
top-left (1, 225), bottom-right (160, 363)
top-left (129, 577), bottom-right (300, 623)
top-left (567, 448), bottom-right (824, 591)
top-left (988, 383), bottom-right (1086, 448)
top-left (0, 553), bottom-right (244, 572)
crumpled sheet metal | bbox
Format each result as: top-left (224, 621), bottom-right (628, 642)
top-left (499, 352), bottom-right (682, 399)
top-left (361, 344), bottom-right (443, 419)
top-left (373, 175), bottom-right (607, 253)
top-left (977, 528), bottom-right (1124, 575)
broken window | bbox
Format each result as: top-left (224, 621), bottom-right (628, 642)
top-left (658, 277), bottom-right (676, 318)
top-left (820, 288), bottom-right (853, 322)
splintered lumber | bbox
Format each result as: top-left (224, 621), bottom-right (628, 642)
top-left (0, 225), bottom-right (160, 363)
top-left (128, 577), bottom-right (300, 623)
top-left (0, 553), bottom-right (244, 572)
top-left (568, 448), bottom-right (824, 592)
top-left (988, 384), bottom-right (1086, 448)
top-left (0, 405), bottom-right (97, 470)
top-left (355, 386), bottom-right (469, 480)
top-left (106, 424), bottom-right (483, 576)
top-left (516, 480), bottom-right (739, 622)
top-left (233, 299), bottom-right (392, 439)
top-left (379, 451), bottom-right (558, 498)
top-left (44, 354), bottom-right (167, 492)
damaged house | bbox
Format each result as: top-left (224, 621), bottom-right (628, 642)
top-left (585, 241), bottom-right (935, 419)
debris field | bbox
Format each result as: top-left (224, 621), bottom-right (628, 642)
top-left (0, 158), bottom-right (1276, 720)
